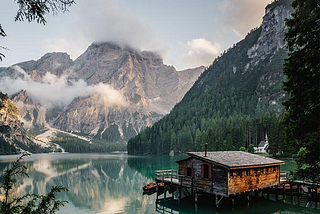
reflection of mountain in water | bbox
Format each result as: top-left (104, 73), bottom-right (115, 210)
top-left (0, 154), bottom-right (159, 213)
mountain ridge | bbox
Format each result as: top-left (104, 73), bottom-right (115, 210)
top-left (128, 0), bottom-right (293, 154)
top-left (0, 42), bottom-right (204, 150)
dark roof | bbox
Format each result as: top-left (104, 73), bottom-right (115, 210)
top-left (186, 151), bottom-right (284, 170)
top-left (258, 141), bottom-right (267, 147)
top-left (176, 157), bottom-right (192, 163)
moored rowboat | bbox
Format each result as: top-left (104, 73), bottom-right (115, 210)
top-left (143, 182), bottom-right (164, 195)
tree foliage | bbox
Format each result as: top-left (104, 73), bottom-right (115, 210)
top-left (128, 24), bottom-right (291, 156)
top-left (0, 154), bottom-right (68, 214)
top-left (283, 0), bottom-right (320, 182)
top-left (0, 0), bottom-right (75, 61)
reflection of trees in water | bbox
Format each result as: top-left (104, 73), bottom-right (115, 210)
top-left (0, 155), bottom-right (186, 213)
top-left (0, 156), bottom-right (156, 212)
top-left (127, 155), bottom-right (187, 179)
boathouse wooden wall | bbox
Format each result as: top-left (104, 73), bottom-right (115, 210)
top-left (228, 165), bottom-right (280, 195)
top-left (178, 158), bottom-right (281, 196)
top-left (178, 158), bottom-right (228, 195)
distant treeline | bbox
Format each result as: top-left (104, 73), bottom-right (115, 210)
top-left (52, 133), bottom-right (126, 153)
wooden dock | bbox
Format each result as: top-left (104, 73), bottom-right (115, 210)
top-left (148, 152), bottom-right (319, 209)
top-left (153, 169), bottom-right (320, 208)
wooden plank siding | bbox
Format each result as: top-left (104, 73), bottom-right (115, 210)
top-left (228, 166), bottom-right (280, 195)
top-left (178, 158), bottom-right (212, 192)
top-left (178, 158), bottom-right (228, 195)
top-left (177, 152), bottom-right (284, 197)
top-left (178, 158), bottom-right (281, 196)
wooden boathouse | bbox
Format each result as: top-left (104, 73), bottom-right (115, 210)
top-left (154, 150), bottom-right (285, 207)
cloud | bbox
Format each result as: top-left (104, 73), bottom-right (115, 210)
top-left (87, 83), bottom-right (127, 107)
top-left (221, 0), bottom-right (270, 37)
top-left (0, 66), bottom-right (128, 108)
top-left (42, 0), bottom-right (166, 60)
top-left (182, 38), bottom-right (222, 68)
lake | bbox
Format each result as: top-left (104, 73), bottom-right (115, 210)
top-left (0, 153), bottom-right (318, 214)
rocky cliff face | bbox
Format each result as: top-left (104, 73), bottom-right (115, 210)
top-left (11, 90), bottom-right (47, 129)
top-left (0, 43), bottom-right (204, 143)
top-left (0, 92), bottom-right (29, 152)
top-left (0, 52), bottom-right (73, 81)
top-left (54, 43), bottom-right (204, 141)
top-left (252, 2), bottom-right (293, 112)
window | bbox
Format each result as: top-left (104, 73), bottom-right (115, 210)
top-left (273, 167), bottom-right (277, 172)
top-left (245, 169), bottom-right (250, 176)
top-left (260, 168), bottom-right (264, 174)
top-left (236, 170), bottom-right (242, 177)
top-left (187, 167), bottom-right (192, 176)
top-left (203, 164), bottom-right (209, 178)
top-left (266, 168), bottom-right (269, 174)
top-left (230, 171), bottom-right (234, 178)
top-left (254, 169), bottom-right (257, 175)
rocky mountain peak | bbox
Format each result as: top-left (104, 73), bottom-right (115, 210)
top-left (11, 90), bottom-right (33, 105)
top-left (1, 41), bottom-right (204, 145)
top-left (247, 0), bottom-right (293, 60)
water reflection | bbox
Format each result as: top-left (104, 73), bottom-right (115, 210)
top-left (0, 154), bottom-right (317, 214)
top-left (0, 153), bottom-right (185, 214)
top-left (155, 196), bottom-right (319, 214)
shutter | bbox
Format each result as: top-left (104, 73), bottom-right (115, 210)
top-left (201, 163), bottom-right (204, 179)
top-left (209, 165), bottom-right (212, 180)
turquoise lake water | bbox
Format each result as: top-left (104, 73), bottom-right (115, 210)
top-left (0, 153), bottom-right (318, 214)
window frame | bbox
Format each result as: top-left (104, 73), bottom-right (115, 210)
top-left (186, 167), bottom-right (192, 177)
top-left (203, 164), bottom-right (209, 179)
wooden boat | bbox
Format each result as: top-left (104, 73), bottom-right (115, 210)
top-left (143, 182), bottom-right (164, 195)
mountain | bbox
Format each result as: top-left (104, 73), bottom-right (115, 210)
top-left (128, 0), bottom-right (294, 154)
top-left (53, 43), bottom-right (204, 142)
top-left (0, 92), bottom-right (50, 154)
top-left (11, 90), bottom-right (47, 129)
top-left (0, 43), bottom-right (204, 148)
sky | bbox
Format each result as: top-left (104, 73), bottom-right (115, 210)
top-left (0, 0), bottom-right (271, 70)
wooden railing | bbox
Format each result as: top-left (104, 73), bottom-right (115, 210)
top-left (155, 169), bottom-right (194, 187)
top-left (280, 171), bottom-right (287, 178)
top-left (155, 169), bottom-right (178, 182)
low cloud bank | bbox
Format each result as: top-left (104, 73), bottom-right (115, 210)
top-left (0, 66), bottom-right (127, 108)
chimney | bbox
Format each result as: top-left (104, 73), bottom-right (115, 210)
top-left (205, 143), bottom-right (208, 157)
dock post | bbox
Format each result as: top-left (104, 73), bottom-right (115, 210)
top-left (254, 190), bottom-right (258, 202)
top-left (246, 192), bottom-right (250, 207)
top-left (231, 196), bottom-right (235, 210)
top-left (215, 195), bottom-right (221, 209)
top-left (297, 184), bottom-right (301, 205)
top-left (275, 187), bottom-right (279, 201)
top-left (316, 187), bottom-right (318, 208)
top-left (191, 177), bottom-right (194, 196)
top-left (194, 190), bottom-right (198, 203)
top-left (178, 187), bottom-right (181, 203)
top-left (267, 189), bottom-right (270, 200)
top-left (290, 183), bottom-right (293, 204)
top-left (283, 184), bottom-right (286, 202)
top-left (215, 195), bottom-right (218, 208)
top-left (194, 190), bottom-right (198, 211)
top-left (156, 183), bottom-right (159, 201)
top-left (164, 185), bottom-right (167, 200)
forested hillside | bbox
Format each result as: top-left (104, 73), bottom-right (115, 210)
top-left (128, 0), bottom-right (294, 155)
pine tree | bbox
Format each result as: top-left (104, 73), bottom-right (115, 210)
top-left (283, 0), bottom-right (320, 182)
